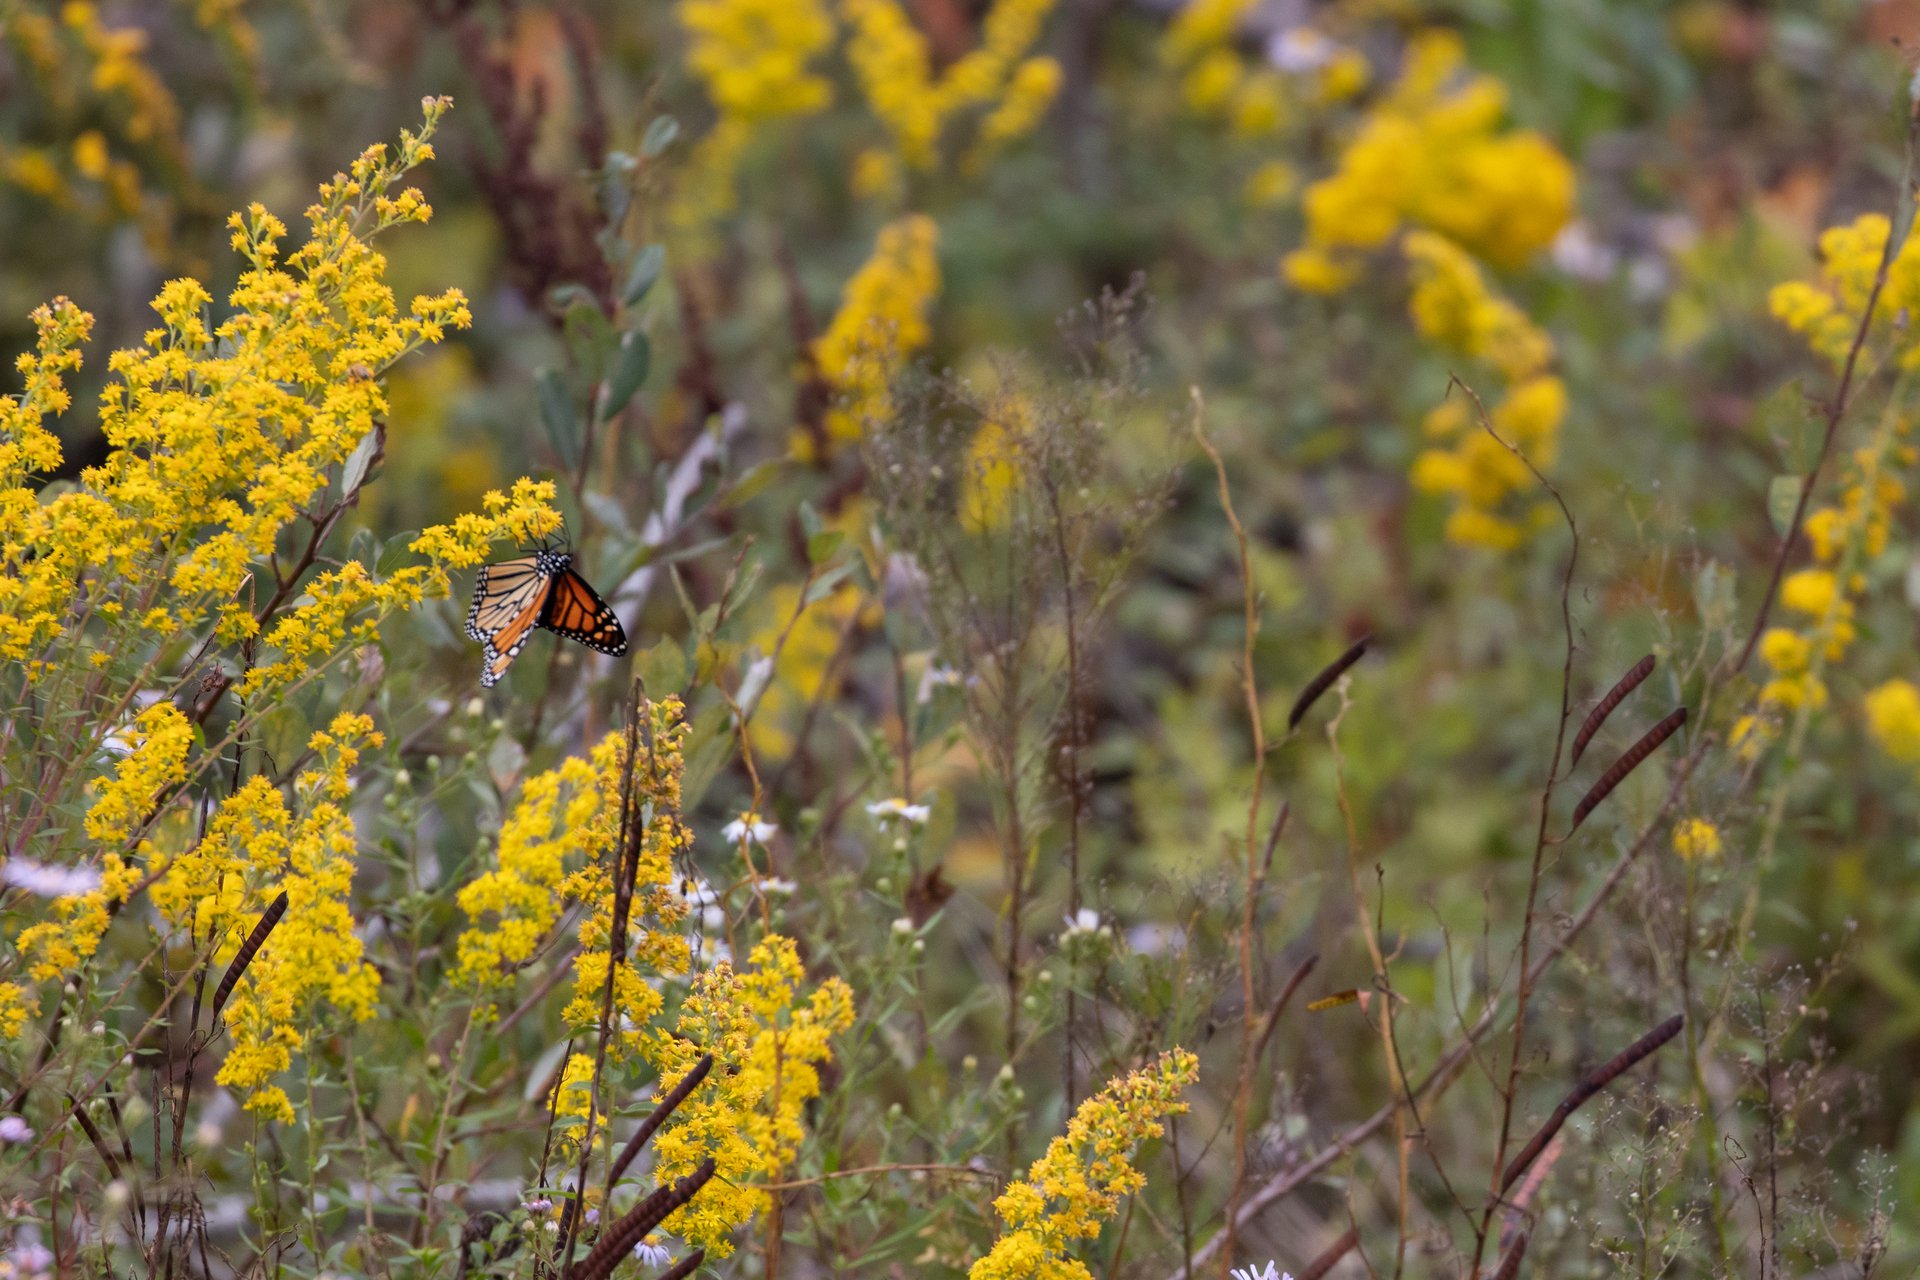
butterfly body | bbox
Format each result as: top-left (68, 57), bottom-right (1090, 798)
top-left (465, 548), bottom-right (627, 687)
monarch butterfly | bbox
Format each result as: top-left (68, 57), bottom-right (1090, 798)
top-left (465, 548), bottom-right (627, 687)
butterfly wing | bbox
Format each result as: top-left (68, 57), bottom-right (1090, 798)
top-left (467, 556), bottom-right (553, 687)
top-left (538, 566), bottom-right (628, 655)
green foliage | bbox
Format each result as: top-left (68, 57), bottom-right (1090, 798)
top-left (1, 2), bottom-right (1917, 1278)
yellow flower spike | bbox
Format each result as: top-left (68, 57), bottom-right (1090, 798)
top-left (969, 1050), bottom-right (1199, 1279)
top-left (456, 701), bottom-right (694, 1040)
top-left (640, 934), bottom-right (856, 1256)
top-left (81, 703), bottom-right (193, 843)
top-left (843, 0), bottom-right (1060, 177)
top-left (1288, 31), bottom-right (1573, 290)
top-left (803, 214), bottom-right (942, 459)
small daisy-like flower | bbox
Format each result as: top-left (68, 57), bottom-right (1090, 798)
top-left (0, 1116), bottom-right (34, 1142)
top-left (1231, 1264), bottom-right (1292, 1280)
top-left (915, 664), bottom-right (965, 703)
top-left (0, 858), bottom-right (101, 899)
top-left (633, 1237), bottom-right (672, 1267)
top-left (722, 812), bottom-right (777, 845)
top-left (1062, 908), bottom-right (1103, 937)
top-left (866, 796), bottom-right (932, 826)
top-left (757, 877), bottom-right (798, 897)
top-left (522, 1196), bottom-right (552, 1214)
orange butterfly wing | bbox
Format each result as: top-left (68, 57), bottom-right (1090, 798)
top-left (466, 556), bottom-right (553, 687)
top-left (538, 567), bottom-right (628, 655)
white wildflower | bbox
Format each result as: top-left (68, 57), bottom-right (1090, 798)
top-left (722, 813), bottom-right (777, 845)
top-left (1231, 1265), bottom-right (1292, 1280)
top-left (866, 797), bottom-right (931, 826)
top-left (0, 858), bottom-right (100, 899)
top-left (1062, 908), bottom-right (1104, 937)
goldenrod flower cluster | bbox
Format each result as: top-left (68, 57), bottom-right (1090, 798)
top-left (1283, 31), bottom-right (1573, 293)
top-left (199, 715), bottom-right (385, 1123)
top-left (802, 214), bottom-right (942, 461)
top-left (456, 699), bottom-right (694, 1075)
top-left (1160, 0), bottom-right (1366, 140)
top-left (560, 700), bottom-right (696, 1055)
top-left (1768, 214), bottom-right (1920, 371)
top-left (1864, 679), bottom-right (1920, 766)
top-left (1736, 273), bottom-right (1915, 759)
top-left (9, 704), bottom-right (192, 994)
top-left (961, 404), bottom-right (1030, 534)
top-left (675, 0), bottom-right (836, 224)
top-left (968, 1049), bottom-right (1199, 1279)
top-left (842, 0), bottom-right (1062, 185)
top-left (0, 104), bottom-right (578, 1122)
top-left (0, 4), bottom-right (186, 240)
top-left (1403, 231), bottom-right (1566, 549)
top-left (1671, 817), bottom-right (1723, 862)
top-left (640, 935), bottom-right (856, 1256)
top-left (0, 99), bottom-right (538, 705)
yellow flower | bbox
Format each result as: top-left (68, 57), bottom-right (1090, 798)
top-left (641, 935), bottom-right (856, 1256)
top-left (1403, 230), bottom-right (1554, 380)
top-left (802, 214), bottom-right (941, 459)
top-left (741, 582), bottom-right (873, 757)
top-left (1759, 628), bottom-right (1811, 677)
top-left (843, 0), bottom-right (1060, 175)
top-left (960, 402), bottom-right (1030, 532)
top-left (1671, 818), bottom-right (1722, 862)
top-left (969, 1050), bottom-right (1199, 1279)
top-left (1289, 30), bottom-right (1573, 289)
top-left (969, 56), bottom-right (1065, 170)
top-left (1161, 0), bottom-right (1256, 66)
top-left (1770, 213), bottom-right (1920, 369)
top-left (1779, 568), bottom-right (1838, 620)
top-left (1244, 160), bottom-right (1298, 207)
top-left (83, 703), bottom-right (193, 843)
top-left (672, 0), bottom-right (835, 226)
top-left (0, 985), bottom-right (28, 1038)
top-left (553, 1052), bottom-right (600, 1124)
top-left (199, 714), bottom-right (385, 1122)
top-left (1865, 679), bottom-right (1920, 764)
top-left (71, 130), bottom-right (110, 181)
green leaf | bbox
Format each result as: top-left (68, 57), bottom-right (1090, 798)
top-left (641, 116), bottom-right (680, 157)
top-left (623, 244), bottom-right (666, 307)
top-left (547, 283), bottom-right (598, 313)
top-left (797, 500), bottom-right (824, 541)
top-left (1694, 559), bottom-right (1735, 631)
top-left (341, 424), bottom-right (382, 498)
top-left (562, 303), bottom-right (615, 383)
top-left (377, 532), bottom-right (419, 577)
top-left (806, 529), bottom-right (845, 564)
top-left (637, 637), bottom-right (689, 696)
top-left (679, 703), bottom-right (734, 810)
top-left (537, 368), bottom-right (580, 470)
top-left (1767, 474), bottom-right (1805, 537)
top-left (603, 330), bottom-right (652, 418)
top-left (582, 490), bottom-right (631, 537)
top-left (718, 459), bottom-right (786, 510)
top-left (802, 559), bottom-right (857, 606)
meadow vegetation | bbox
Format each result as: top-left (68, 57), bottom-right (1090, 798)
top-left (0, 1), bottom-right (1916, 1277)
